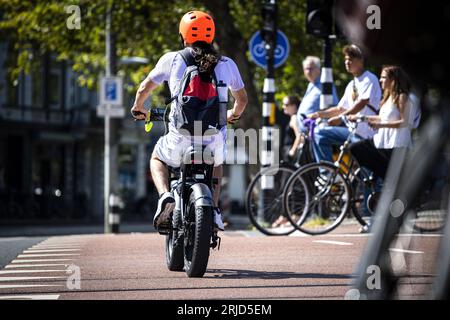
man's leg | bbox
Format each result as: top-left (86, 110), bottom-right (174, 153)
top-left (312, 126), bottom-right (350, 163)
top-left (150, 153), bottom-right (170, 195)
top-left (150, 151), bottom-right (175, 231)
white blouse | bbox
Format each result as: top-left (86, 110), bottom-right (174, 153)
top-left (373, 97), bottom-right (412, 149)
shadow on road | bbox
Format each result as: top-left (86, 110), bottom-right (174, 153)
top-left (205, 269), bottom-right (355, 280)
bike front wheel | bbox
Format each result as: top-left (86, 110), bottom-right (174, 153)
top-left (183, 192), bottom-right (213, 277)
top-left (284, 162), bottom-right (352, 235)
top-left (246, 165), bottom-right (299, 236)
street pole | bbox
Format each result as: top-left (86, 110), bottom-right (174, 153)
top-left (320, 35), bottom-right (335, 110)
top-left (104, 1), bottom-right (115, 234)
top-left (259, 0), bottom-right (277, 223)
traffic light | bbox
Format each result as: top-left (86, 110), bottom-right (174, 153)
top-left (306, 0), bottom-right (333, 38)
top-left (261, 1), bottom-right (277, 46)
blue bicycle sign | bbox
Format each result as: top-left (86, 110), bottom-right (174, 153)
top-left (249, 30), bottom-right (290, 69)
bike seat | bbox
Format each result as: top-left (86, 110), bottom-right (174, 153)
top-left (182, 145), bottom-right (215, 166)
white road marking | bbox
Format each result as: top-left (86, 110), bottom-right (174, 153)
top-left (39, 244), bottom-right (86, 248)
top-left (0, 294), bottom-right (60, 300)
top-left (313, 240), bottom-right (353, 246)
top-left (17, 253), bottom-right (80, 258)
top-left (11, 259), bottom-right (75, 263)
top-left (0, 284), bottom-right (62, 289)
top-left (23, 249), bottom-right (81, 253)
top-left (5, 264), bottom-right (69, 269)
top-left (389, 248), bottom-right (424, 254)
top-left (0, 270), bottom-right (67, 275)
top-left (0, 276), bottom-right (66, 282)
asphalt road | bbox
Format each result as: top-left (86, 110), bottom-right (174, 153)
top-left (0, 225), bottom-right (441, 300)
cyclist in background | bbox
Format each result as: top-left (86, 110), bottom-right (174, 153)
top-left (308, 45), bottom-right (382, 164)
top-left (131, 10), bottom-right (248, 233)
top-left (349, 65), bottom-right (413, 183)
top-left (281, 95), bottom-right (303, 162)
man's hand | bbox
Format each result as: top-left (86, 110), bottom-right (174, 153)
top-left (227, 109), bottom-right (241, 124)
top-left (308, 112), bottom-right (320, 119)
top-left (131, 104), bottom-right (148, 120)
top-left (327, 116), bottom-right (342, 126)
top-left (347, 114), bottom-right (359, 122)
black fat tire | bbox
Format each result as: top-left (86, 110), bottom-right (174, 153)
top-left (184, 193), bottom-right (213, 278)
top-left (165, 210), bottom-right (184, 271)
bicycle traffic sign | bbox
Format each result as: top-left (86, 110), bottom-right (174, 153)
top-left (249, 30), bottom-right (290, 69)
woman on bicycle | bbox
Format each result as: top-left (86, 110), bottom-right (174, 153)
top-left (349, 65), bottom-right (413, 184)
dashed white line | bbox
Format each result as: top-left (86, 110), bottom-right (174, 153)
top-left (0, 284), bottom-right (63, 289)
top-left (5, 264), bottom-right (69, 269)
top-left (313, 240), bottom-right (354, 246)
top-left (23, 249), bottom-right (81, 253)
top-left (0, 270), bottom-right (67, 275)
top-left (31, 245), bottom-right (81, 249)
top-left (11, 259), bottom-right (75, 263)
top-left (389, 248), bottom-right (424, 254)
top-left (0, 294), bottom-right (60, 300)
top-left (17, 253), bottom-right (80, 258)
top-left (0, 276), bottom-right (66, 282)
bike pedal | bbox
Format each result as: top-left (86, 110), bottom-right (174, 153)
top-left (157, 226), bottom-right (172, 235)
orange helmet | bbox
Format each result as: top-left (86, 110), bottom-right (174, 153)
top-left (179, 11), bottom-right (215, 44)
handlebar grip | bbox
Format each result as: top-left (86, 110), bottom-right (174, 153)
top-left (131, 108), bottom-right (166, 121)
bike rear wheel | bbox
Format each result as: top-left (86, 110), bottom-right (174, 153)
top-left (246, 165), bottom-right (298, 235)
top-left (284, 162), bottom-right (351, 235)
top-left (183, 192), bottom-right (213, 277)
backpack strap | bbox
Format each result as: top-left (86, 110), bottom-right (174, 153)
top-left (166, 48), bottom-right (196, 105)
top-left (366, 104), bottom-right (378, 115)
top-left (178, 47), bottom-right (196, 67)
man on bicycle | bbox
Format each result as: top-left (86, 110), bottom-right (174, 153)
top-left (308, 45), bottom-right (382, 163)
top-left (130, 10), bottom-right (248, 233)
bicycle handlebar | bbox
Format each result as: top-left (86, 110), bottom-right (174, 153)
top-left (131, 107), bottom-right (166, 122)
top-left (339, 114), bottom-right (369, 131)
top-left (131, 107), bottom-right (167, 133)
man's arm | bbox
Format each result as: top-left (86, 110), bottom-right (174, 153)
top-left (309, 106), bottom-right (345, 119)
top-left (326, 98), bottom-right (370, 126)
top-left (340, 98), bottom-right (370, 116)
top-left (227, 88), bottom-right (248, 123)
top-left (130, 77), bottom-right (160, 120)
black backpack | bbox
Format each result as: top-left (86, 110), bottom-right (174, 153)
top-left (171, 48), bottom-right (223, 136)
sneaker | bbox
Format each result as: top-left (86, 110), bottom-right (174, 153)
top-left (153, 192), bottom-right (175, 231)
top-left (213, 207), bottom-right (225, 231)
top-left (314, 173), bottom-right (330, 188)
top-left (359, 221), bottom-right (372, 234)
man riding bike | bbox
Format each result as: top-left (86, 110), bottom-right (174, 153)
top-left (130, 10), bottom-right (248, 233)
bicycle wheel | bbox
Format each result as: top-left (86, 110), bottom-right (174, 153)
top-left (165, 209), bottom-right (184, 271)
top-left (246, 165), bottom-right (298, 235)
top-left (349, 170), bottom-right (374, 227)
top-left (183, 192), bottom-right (213, 277)
top-left (284, 162), bottom-right (351, 235)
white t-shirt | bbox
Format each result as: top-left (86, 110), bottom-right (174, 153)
top-left (338, 70), bottom-right (382, 139)
top-left (147, 49), bottom-right (245, 133)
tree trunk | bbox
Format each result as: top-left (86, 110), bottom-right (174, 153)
top-left (204, 0), bottom-right (261, 131)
